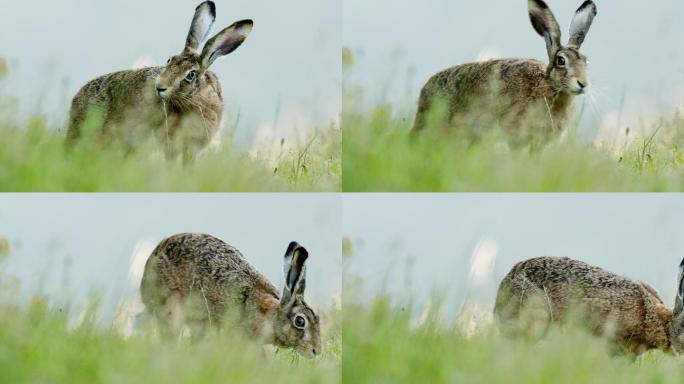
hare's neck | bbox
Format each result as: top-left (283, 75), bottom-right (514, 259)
top-left (552, 92), bottom-right (572, 112)
top-left (249, 290), bottom-right (280, 344)
top-left (546, 91), bottom-right (573, 125)
top-left (664, 307), bottom-right (678, 344)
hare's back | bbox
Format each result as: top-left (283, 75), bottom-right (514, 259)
top-left (74, 67), bottom-right (161, 105)
top-left (424, 59), bottom-right (545, 94)
top-left (511, 256), bottom-right (647, 298)
top-left (153, 233), bottom-right (250, 271)
top-left (150, 232), bottom-right (274, 291)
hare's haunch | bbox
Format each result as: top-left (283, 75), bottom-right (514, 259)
top-left (67, 1), bottom-right (252, 162)
top-left (140, 233), bottom-right (321, 359)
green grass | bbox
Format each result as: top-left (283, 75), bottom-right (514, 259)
top-left (0, 96), bottom-right (340, 192)
top-left (343, 293), bottom-right (684, 383)
top-left (0, 292), bottom-right (340, 383)
top-left (342, 88), bottom-right (684, 191)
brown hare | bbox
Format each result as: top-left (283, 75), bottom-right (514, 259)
top-left (413, 0), bottom-right (597, 143)
top-left (67, 1), bottom-right (252, 162)
top-left (140, 233), bottom-right (321, 358)
top-left (494, 256), bottom-right (684, 354)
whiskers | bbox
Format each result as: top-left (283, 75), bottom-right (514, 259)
top-left (161, 99), bottom-right (170, 152)
top-left (175, 95), bottom-right (211, 142)
top-left (583, 79), bottom-right (611, 119)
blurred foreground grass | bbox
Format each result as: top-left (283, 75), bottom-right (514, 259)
top-left (0, 120), bottom-right (340, 192)
top-left (342, 88), bottom-right (684, 191)
top-left (0, 293), bottom-right (340, 383)
top-left (343, 293), bottom-right (684, 383)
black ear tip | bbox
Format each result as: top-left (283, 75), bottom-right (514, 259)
top-left (286, 241), bottom-right (300, 254)
top-left (578, 0), bottom-right (597, 13)
top-left (240, 19), bottom-right (254, 27)
top-left (295, 246), bottom-right (309, 261)
top-left (530, 0), bottom-right (550, 10)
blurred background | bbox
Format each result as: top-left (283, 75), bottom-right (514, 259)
top-left (343, 0), bottom-right (684, 141)
top-left (344, 194), bottom-right (684, 321)
top-left (0, 194), bottom-right (341, 323)
top-left (0, 0), bottom-right (341, 150)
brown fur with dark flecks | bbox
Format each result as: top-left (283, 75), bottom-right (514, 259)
top-left (494, 256), bottom-right (684, 355)
top-left (67, 66), bottom-right (223, 157)
top-left (66, 1), bottom-right (252, 161)
top-left (140, 233), bottom-right (321, 359)
top-left (413, 0), bottom-right (597, 142)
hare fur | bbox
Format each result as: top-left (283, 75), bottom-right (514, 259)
top-left (67, 1), bottom-right (252, 161)
top-left (413, 0), bottom-right (597, 141)
top-left (494, 256), bottom-right (684, 354)
top-left (140, 233), bottom-right (321, 358)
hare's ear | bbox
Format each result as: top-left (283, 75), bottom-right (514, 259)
top-left (200, 19), bottom-right (253, 70)
top-left (528, 0), bottom-right (561, 61)
top-left (281, 242), bottom-right (308, 305)
top-left (567, 1), bottom-right (597, 49)
top-left (184, 1), bottom-right (217, 53)
top-left (675, 258), bottom-right (684, 315)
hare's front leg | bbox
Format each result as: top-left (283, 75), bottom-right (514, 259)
top-left (156, 291), bottom-right (186, 339)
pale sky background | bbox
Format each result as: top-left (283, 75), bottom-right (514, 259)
top-left (344, 194), bottom-right (684, 317)
top-left (344, 0), bottom-right (684, 140)
top-left (0, 194), bottom-right (341, 320)
top-left (0, 0), bottom-right (341, 149)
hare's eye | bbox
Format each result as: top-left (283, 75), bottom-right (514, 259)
top-left (293, 314), bottom-right (306, 329)
top-left (185, 70), bottom-right (198, 82)
top-left (556, 56), bottom-right (566, 67)
top-left (166, 58), bottom-right (172, 65)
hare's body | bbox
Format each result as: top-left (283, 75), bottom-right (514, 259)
top-left (414, 59), bottom-right (573, 138)
top-left (141, 233), bottom-right (321, 358)
top-left (494, 257), bottom-right (684, 354)
top-left (413, 0), bottom-right (597, 141)
top-left (66, 1), bottom-right (252, 161)
top-left (68, 68), bottom-right (223, 156)
top-left (141, 233), bottom-right (277, 335)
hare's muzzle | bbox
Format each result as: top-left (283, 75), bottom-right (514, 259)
top-left (156, 86), bottom-right (169, 99)
top-left (297, 347), bottom-right (317, 359)
top-left (574, 80), bottom-right (588, 94)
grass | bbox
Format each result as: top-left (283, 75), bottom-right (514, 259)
top-left (0, 86), bottom-right (340, 192)
top-left (342, 84), bottom-right (684, 192)
top-left (0, 287), bottom-right (341, 383)
top-left (343, 292), bottom-right (684, 383)
top-left (0, 120), bottom-right (340, 192)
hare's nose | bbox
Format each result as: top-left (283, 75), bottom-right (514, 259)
top-left (577, 80), bottom-right (587, 89)
top-left (156, 86), bottom-right (168, 94)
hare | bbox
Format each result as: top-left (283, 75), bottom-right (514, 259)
top-left (494, 256), bottom-right (684, 354)
top-left (140, 233), bottom-right (321, 358)
top-left (412, 0), bottom-right (597, 142)
top-left (66, 1), bottom-right (252, 161)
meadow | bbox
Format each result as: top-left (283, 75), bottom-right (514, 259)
top-left (0, 121), bottom-right (340, 192)
top-left (343, 291), bottom-right (684, 383)
top-left (342, 65), bottom-right (684, 192)
top-left (0, 278), bottom-right (341, 383)
top-left (0, 63), bottom-right (340, 192)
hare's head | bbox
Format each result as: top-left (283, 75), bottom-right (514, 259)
top-left (528, 0), bottom-right (597, 95)
top-left (155, 1), bottom-right (252, 101)
top-left (273, 242), bottom-right (321, 359)
top-left (669, 258), bottom-right (684, 352)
